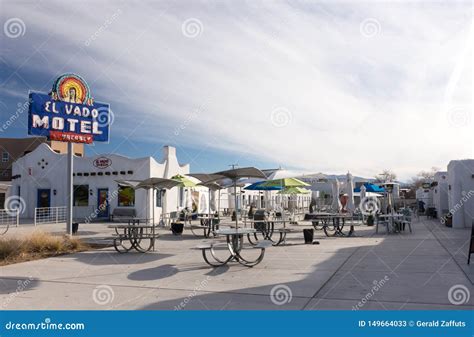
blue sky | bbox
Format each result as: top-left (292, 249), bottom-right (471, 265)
top-left (0, 0), bottom-right (472, 180)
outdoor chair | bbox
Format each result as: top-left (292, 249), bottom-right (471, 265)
top-left (375, 213), bottom-right (390, 234)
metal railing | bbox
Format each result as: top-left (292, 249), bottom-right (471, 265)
top-left (34, 206), bottom-right (67, 226)
top-left (0, 209), bottom-right (19, 235)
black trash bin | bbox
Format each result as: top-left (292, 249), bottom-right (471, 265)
top-left (171, 222), bottom-right (184, 235)
top-left (72, 222), bottom-right (79, 235)
top-left (303, 229), bottom-right (314, 244)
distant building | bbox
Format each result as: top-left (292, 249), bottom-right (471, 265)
top-left (447, 160), bottom-right (474, 229)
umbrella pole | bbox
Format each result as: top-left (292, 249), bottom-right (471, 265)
top-left (152, 187), bottom-right (155, 251)
top-left (234, 180), bottom-right (238, 230)
top-left (208, 188), bottom-right (211, 228)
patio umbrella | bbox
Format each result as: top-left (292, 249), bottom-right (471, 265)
top-left (331, 179), bottom-right (342, 212)
top-left (212, 167), bottom-right (266, 229)
top-left (359, 184), bottom-right (367, 210)
top-left (259, 177), bottom-right (310, 189)
top-left (266, 168), bottom-right (306, 180)
top-left (171, 174), bottom-right (197, 212)
top-left (346, 172), bottom-right (356, 213)
top-left (128, 177), bottom-right (181, 250)
top-left (198, 181), bottom-right (224, 221)
top-left (277, 187), bottom-right (311, 195)
top-left (244, 181), bottom-right (282, 191)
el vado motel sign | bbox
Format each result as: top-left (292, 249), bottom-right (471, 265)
top-left (28, 73), bottom-right (111, 234)
top-left (28, 73), bottom-right (110, 143)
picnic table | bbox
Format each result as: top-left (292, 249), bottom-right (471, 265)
top-left (377, 213), bottom-right (405, 233)
top-left (196, 228), bottom-right (271, 267)
top-left (244, 219), bottom-right (290, 246)
top-left (108, 218), bottom-right (159, 253)
top-left (305, 213), bottom-right (359, 237)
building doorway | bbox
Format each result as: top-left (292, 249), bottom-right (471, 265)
top-left (37, 189), bottom-right (51, 208)
top-left (97, 188), bottom-right (109, 218)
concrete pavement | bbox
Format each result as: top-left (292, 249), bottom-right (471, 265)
top-left (1, 217), bottom-right (473, 310)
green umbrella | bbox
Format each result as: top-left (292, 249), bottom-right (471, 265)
top-left (170, 175), bottom-right (197, 213)
top-left (260, 177), bottom-right (310, 188)
top-left (278, 187), bottom-right (311, 195)
top-left (171, 174), bottom-right (197, 187)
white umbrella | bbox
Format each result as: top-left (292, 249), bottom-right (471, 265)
top-left (186, 188), bottom-right (193, 210)
top-left (359, 184), bottom-right (367, 201)
top-left (210, 189), bottom-right (217, 212)
top-left (346, 172), bottom-right (356, 213)
top-left (332, 179), bottom-right (342, 212)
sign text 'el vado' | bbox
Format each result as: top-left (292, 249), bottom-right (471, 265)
top-left (28, 74), bottom-right (110, 143)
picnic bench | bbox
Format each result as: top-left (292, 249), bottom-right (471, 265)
top-left (196, 228), bottom-right (272, 267)
top-left (110, 207), bottom-right (137, 222)
top-left (108, 218), bottom-right (159, 253)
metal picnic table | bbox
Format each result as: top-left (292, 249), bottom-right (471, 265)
top-left (108, 218), bottom-right (159, 253)
top-left (243, 219), bottom-right (290, 246)
top-left (305, 212), bottom-right (358, 237)
top-left (196, 228), bottom-right (271, 267)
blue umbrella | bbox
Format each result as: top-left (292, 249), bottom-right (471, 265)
top-left (244, 181), bottom-right (282, 191)
top-left (354, 183), bottom-right (385, 193)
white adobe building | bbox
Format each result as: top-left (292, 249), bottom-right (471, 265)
top-left (10, 144), bottom-right (190, 221)
top-left (447, 159), bottom-right (474, 229)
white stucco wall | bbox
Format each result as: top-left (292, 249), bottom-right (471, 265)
top-left (10, 144), bottom-right (189, 222)
top-left (447, 160), bottom-right (474, 229)
top-left (433, 171), bottom-right (449, 218)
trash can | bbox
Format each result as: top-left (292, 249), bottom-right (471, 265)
top-left (72, 222), bottom-right (79, 235)
top-left (303, 229), bottom-right (314, 244)
top-left (171, 223), bottom-right (184, 235)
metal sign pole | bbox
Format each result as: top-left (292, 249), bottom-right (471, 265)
top-left (66, 142), bottom-right (73, 235)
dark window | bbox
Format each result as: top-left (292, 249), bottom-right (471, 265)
top-left (90, 172), bottom-right (96, 176)
top-left (105, 172), bottom-right (111, 176)
top-left (73, 185), bottom-right (89, 206)
top-left (98, 172), bottom-right (103, 176)
top-left (120, 171), bottom-right (126, 175)
top-left (156, 189), bottom-right (163, 207)
top-left (2, 152), bottom-right (9, 162)
top-left (127, 170), bottom-right (133, 174)
top-left (77, 173), bottom-right (83, 176)
top-left (112, 172), bottom-right (118, 175)
top-left (84, 173), bottom-right (90, 177)
top-left (118, 186), bottom-right (135, 207)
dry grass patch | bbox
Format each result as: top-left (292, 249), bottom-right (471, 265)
top-left (0, 231), bottom-right (89, 265)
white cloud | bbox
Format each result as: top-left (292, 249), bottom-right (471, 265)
top-left (0, 0), bottom-right (472, 180)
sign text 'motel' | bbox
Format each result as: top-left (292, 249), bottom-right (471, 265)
top-left (28, 73), bottom-right (110, 144)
